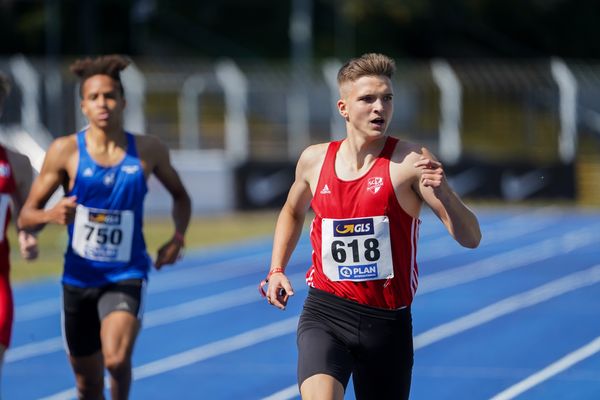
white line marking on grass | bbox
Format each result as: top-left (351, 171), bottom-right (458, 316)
top-left (489, 335), bottom-right (600, 400)
top-left (40, 317), bottom-right (300, 400)
top-left (261, 264), bottom-right (600, 400)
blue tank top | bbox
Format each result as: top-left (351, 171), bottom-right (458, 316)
top-left (63, 130), bottom-right (150, 287)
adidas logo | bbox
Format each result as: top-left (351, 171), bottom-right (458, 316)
top-left (83, 167), bottom-right (94, 177)
top-left (320, 184), bottom-right (331, 195)
top-left (121, 165), bottom-right (140, 174)
top-left (116, 301), bottom-right (130, 311)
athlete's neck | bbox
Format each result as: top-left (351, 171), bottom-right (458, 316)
top-left (339, 135), bottom-right (387, 171)
top-left (85, 126), bottom-right (127, 154)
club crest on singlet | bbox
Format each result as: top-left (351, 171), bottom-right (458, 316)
top-left (367, 177), bottom-right (383, 194)
top-left (322, 215), bottom-right (394, 281)
top-left (103, 172), bottom-right (116, 187)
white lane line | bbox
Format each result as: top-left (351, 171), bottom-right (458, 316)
top-left (414, 264), bottom-right (600, 348)
top-left (144, 272), bottom-right (308, 328)
top-left (15, 299), bottom-right (60, 322)
top-left (7, 272), bottom-right (308, 364)
top-left (10, 222), bottom-right (599, 364)
top-left (260, 264), bottom-right (600, 400)
top-left (39, 316), bottom-right (300, 400)
top-left (8, 206), bottom-right (557, 319)
top-left (12, 242), bottom-right (311, 322)
top-left (9, 214), bottom-right (562, 322)
top-left (419, 215), bottom-right (556, 262)
top-left (5, 337), bottom-right (63, 363)
top-left (489, 336), bottom-right (600, 400)
top-left (9, 224), bottom-right (599, 363)
top-left (419, 225), bottom-right (600, 294)
top-left (9, 207), bottom-right (557, 321)
top-left (149, 242), bottom-right (311, 294)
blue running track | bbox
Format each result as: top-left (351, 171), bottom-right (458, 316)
top-left (5, 207), bottom-right (600, 399)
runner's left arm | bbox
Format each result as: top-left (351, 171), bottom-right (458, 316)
top-left (150, 138), bottom-right (191, 269)
top-left (413, 147), bottom-right (481, 248)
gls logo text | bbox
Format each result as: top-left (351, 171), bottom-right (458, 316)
top-left (333, 218), bottom-right (374, 237)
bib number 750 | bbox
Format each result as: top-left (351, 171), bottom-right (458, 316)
top-left (84, 224), bottom-right (123, 245)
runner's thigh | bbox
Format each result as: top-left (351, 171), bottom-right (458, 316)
top-left (63, 284), bottom-right (102, 357)
top-left (352, 309), bottom-right (413, 400)
top-left (297, 306), bottom-right (353, 390)
top-left (98, 279), bottom-right (144, 320)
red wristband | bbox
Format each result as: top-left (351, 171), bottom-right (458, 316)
top-left (258, 267), bottom-right (285, 297)
top-left (173, 231), bottom-right (185, 245)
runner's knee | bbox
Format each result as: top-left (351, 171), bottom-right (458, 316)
top-left (75, 375), bottom-right (104, 399)
top-left (104, 352), bottom-right (131, 377)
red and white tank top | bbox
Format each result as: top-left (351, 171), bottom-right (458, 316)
top-left (0, 145), bottom-right (17, 268)
top-left (307, 136), bottom-right (420, 309)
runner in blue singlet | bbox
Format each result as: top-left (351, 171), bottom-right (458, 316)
top-left (19, 55), bottom-right (191, 400)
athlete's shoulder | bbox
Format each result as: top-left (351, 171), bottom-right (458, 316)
top-left (389, 137), bottom-right (424, 165)
top-left (299, 142), bottom-right (329, 164)
top-left (295, 142), bottom-right (330, 182)
top-left (297, 142), bottom-right (330, 172)
top-left (132, 133), bottom-right (166, 152)
top-left (131, 133), bottom-right (169, 160)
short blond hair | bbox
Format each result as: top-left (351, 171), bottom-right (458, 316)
top-left (337, 53), bottom-right (396, 86)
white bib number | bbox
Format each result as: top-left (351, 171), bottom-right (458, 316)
top-left (321, 215), bottom-right (393, 282)
top-left (72, 205), bottom-right (134, 262)
top-left (0, 194), bottom-right (10, 243)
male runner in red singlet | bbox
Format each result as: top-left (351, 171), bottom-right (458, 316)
top-left (0, 72), bottom-right (39, 385)
top-left (19, 56), bottom-right (191, 400)
top-left (262, 53), bottom-right (481, 399)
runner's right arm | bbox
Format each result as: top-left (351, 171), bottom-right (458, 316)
top-left (18, 137), bottom-right (78, 230)
top-left (266, 145), bottom-right (322, 310)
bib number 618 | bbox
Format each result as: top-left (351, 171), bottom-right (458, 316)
top-left (331, 238), bottom-right (380, 263)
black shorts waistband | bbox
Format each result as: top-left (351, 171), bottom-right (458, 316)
top-left (307, 287), bottom-right (410, 321)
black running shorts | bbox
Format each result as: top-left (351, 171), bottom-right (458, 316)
top-left (62, 278), bottom-right (145, 357)
top-left (297, 287), bottom-right (413, 400)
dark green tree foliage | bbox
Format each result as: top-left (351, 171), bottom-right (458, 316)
top-left (0, 0), bottom-right (599, 59)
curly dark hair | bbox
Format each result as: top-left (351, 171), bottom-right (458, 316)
top-left (70, 54), bottom-right (131, 98)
